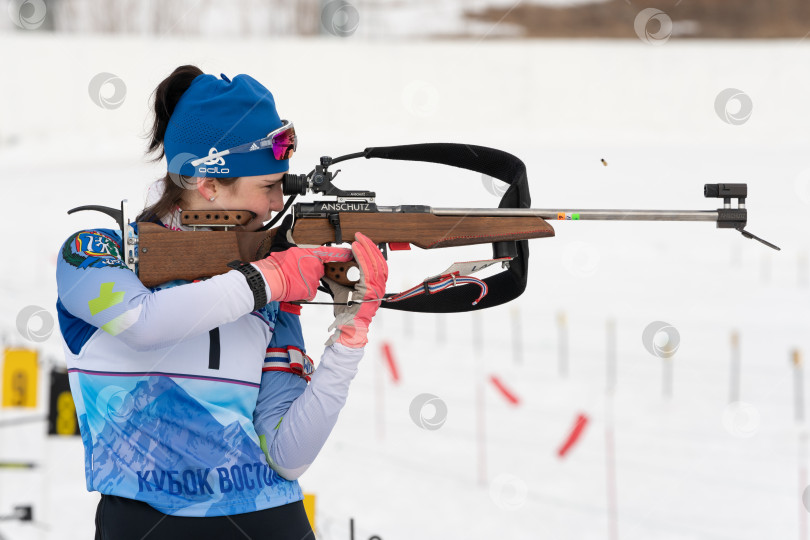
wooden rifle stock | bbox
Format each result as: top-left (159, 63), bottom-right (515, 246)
top-left (137, 213), bottom-right (554, 288)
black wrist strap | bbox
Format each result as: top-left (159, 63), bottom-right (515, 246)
top-left (228, 260), bottom-right (268, 312)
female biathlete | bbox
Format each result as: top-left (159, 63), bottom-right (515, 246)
top-left (55, 65), bottom-right (388, 539)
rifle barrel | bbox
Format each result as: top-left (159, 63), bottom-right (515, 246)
top-left (430, 208), bottom-right (720, 222)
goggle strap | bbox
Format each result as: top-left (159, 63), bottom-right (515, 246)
top-left (187, 122), bottom-right (295, 167)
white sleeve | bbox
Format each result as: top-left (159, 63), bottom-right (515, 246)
top-left (109, 271), bottom-right (261, 351)
top-left (261, 343), bottom-right (364, 480)
top-left (57, 237), bottom-right (260, 351)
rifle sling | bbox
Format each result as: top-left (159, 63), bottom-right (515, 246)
top-left (362, 143), bottom-right (534, 313)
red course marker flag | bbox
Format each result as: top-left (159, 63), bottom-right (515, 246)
top-left (488, 375), bottom-right (520, 405)
top-left (557, 413), bottom-right (590, 458)
top-left (380, 342), bottom-right (400, 383)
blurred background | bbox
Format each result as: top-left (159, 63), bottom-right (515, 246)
top-left (1, 1), bottom-right (810, 539)
top-left (3, 0), bottom-right (810, 38)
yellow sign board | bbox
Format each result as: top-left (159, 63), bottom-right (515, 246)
top-left (2, 348), bottom-right (38, 408)
top-left (303, 493), bottom-right (316, 533)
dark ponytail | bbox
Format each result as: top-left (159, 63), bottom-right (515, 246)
top-left (146, 64), bottom-right (203, 161)
top-left (139, 65), bottom-right (237, 224)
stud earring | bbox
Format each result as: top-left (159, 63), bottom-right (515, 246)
top-left (209, 196), bottom-right (215, 201)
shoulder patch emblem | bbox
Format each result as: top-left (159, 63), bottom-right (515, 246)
top-left (62, 231), bottom-right (127, 270)
top-left (76, 231), bottom-right (121, 258)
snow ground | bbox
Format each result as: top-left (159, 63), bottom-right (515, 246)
top-left (0, 34), bottom-right (809, 539)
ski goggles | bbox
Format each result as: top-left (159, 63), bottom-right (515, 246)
top-left (190, 120), bottom-right (297, 167)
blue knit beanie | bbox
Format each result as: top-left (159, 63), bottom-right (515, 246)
top-left (164, 73), bottom-right (289, 178)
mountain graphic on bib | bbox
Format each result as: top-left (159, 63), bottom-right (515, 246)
top-left (89, 376), bottom-right (275, 512)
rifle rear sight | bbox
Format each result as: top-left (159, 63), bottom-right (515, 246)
top-left (283, 158), bottom-right (375, 200)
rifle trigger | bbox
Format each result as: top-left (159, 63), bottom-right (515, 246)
top-left (328, 214), bottom-right (342, 244)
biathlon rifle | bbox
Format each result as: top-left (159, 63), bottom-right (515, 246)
top-left (68, 143), bottom-right (779, 313)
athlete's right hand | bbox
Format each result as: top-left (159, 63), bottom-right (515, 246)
top-left (322, 233), bottom-right (389, 349)
top-left (251, 246), bottom-right (353, 302)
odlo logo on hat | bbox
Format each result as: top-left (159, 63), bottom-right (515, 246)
top-left (200, 147), bottom-right (230, 175)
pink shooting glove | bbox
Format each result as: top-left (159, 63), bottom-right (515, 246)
top-left (322, 232), bottom-right (389, 348)
top-left (252, 246), bottom-right (353, 303)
